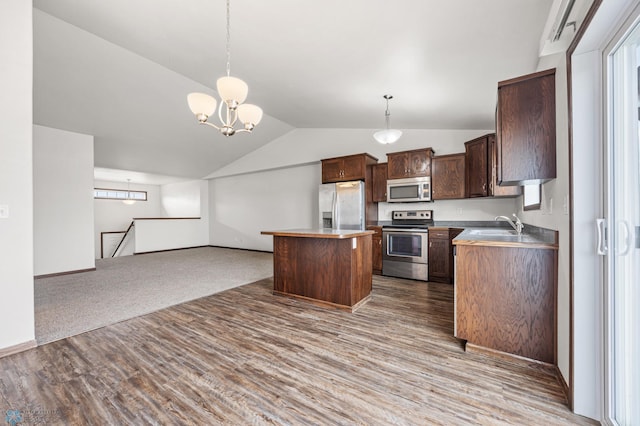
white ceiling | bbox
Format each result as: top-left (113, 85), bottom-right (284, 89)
top-left (32, 0), bottom-right (553, 181)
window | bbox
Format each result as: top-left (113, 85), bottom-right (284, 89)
top-left (523, 184), bottom-right (541, 210)
top-left (93, 188), bottom-right (147, 201)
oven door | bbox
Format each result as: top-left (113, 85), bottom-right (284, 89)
top-left (382, 228), bottom-right (428, 264)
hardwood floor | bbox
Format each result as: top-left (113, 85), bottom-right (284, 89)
top-left (0, 276), bottom-right (595, 425)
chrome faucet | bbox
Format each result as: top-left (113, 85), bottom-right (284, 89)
top-left (495, 214), bottom-right (524, 234)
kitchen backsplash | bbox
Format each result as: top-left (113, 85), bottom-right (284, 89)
top-left (377, 197), bottom-right (519, 222)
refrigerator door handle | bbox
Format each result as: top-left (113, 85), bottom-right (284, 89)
top-left (332, 191), bottom-right (338, 229)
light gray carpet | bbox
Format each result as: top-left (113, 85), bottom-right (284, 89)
top-left (35, 247), bottom-right (273, 344)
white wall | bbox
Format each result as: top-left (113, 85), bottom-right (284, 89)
top-left (0, 0), bottom-right (35, 350)
top-left (134, 218), bottom-right (209, 253)
top-left (210, 163), bottom-right (320, 252)
top-left (160, 180), bottom-right (204, 217)
top-left (209, 128), bottom-right (519, 252)
top-left (33, 125), bottom-right (95, 276)
top-left (207, 128), bottom-right (492, 179)
top-left (378, 198), bottom-right (517, 222)
top-left (93, 180), bottom-right (161, 258)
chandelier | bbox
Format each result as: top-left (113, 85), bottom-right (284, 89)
top-left (373, 95), bottom-right (402, 144)
top-left (187, 0), bottom-right (262, 136)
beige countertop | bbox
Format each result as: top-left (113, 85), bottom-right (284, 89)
top-left (261, 228), bottom-right (375, 239)
top-left (453, 227), bottom-right (558, 249)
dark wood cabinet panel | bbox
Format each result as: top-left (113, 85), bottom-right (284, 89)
top-left (432, 154), bottom-right (465, 200)
top-left (368, 226), bottom-right (383, 274)
top-left (497, 68), bottom-right (556, 185)
top-left (488, 134), bottom-right (521, 197)
top-left (386, 148), bottom-right (434, 179)
top-left (428, 228), bottom-right (463, 284)
top-left (387, 153), bottom-right (409, 179)
top-left (273, 234), bottom-right (372, 310)
top-left (321, 158), bottom-right (344, 183)
top-left (455, 244), bottom-right (557, 364)
top-left (372, 163), bottom-right (388, 202)
top-left (321, 153), bottom-right (378, 184)
top-left (465, 135), bottom-right (489, 198)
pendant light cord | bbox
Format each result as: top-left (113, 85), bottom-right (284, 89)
top-left (226, 0), bottom-right (231, 77)
top-left (384, 96), bottom-right (391, 129)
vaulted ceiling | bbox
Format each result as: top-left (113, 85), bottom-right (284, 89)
top-left (33, 0), bottom-right (553, 180)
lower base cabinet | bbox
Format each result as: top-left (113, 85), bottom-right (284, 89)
top-left (454, 243), bottom-right (557, 364)
top-left (428, 228), bottom-right (463, 283)
top-left (369, 226), bottom-right (383, 275)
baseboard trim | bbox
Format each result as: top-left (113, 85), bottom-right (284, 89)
top-left (134, 245), bottom-right (209, 255)
top-left (209, 245), bottom-right (273, 254)
top-left (34, 267), bottom-right (96, 279)
top-left (465, 343), bottom-right (557, 372)
top-left (555, 365), bottom-right (570, 403)
top-left (0, 340), bottom-right (37, 358)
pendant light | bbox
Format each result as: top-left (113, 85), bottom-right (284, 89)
top-left (123, 179), bottom-right (135, 205)
top-left (187, 0), bottom-right (263, 136)
top-left (373, 95), bottom-right (402, 144)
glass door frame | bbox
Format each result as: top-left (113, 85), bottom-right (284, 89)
top-left (602, 3), bottom-right (640, 423)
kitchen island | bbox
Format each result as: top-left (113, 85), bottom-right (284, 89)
top-left (261, 229), bottom-right (374, 312)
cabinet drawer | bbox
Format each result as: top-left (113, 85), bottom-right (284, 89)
top-left (429, 229), bottom-right (449, 239)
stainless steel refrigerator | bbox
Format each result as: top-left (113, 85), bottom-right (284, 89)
top-left (318, 180), bottom-right (365, 230)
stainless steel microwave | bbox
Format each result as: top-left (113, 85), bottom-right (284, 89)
top-left (386, 177), bottom-right (432, 203)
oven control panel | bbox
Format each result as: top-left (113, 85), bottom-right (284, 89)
top-left (392, 210), bottom-right (432, 220)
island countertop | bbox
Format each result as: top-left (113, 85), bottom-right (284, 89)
top-left (261, 228), bottom-right (375, 239)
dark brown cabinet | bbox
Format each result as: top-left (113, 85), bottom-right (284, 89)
top-left (387, 148), bottom-right (434, 180)
top-left (454, 241), bottom-right (557, 364)
top-left (465, 135), bottom-right (490, 198)
top-left (371, 163), bottom-right (388, 202)
top-left (488, 134), bottom-right (521, 197)
top-left (321, 153), bottom-right (378, 229)
top-left (321, 153), bottom-right (378, 183)
top-left (428, 228), bottom-right (462, 284)
top-left (497, 68), bottom-right (556, 185)
top-left (431, 154), bottom-right (465, 200)
top-left (368, 225), bottom-right (383, 274)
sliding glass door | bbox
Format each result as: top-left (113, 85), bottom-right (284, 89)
top-left (604, 16), bottom-right (640, 425)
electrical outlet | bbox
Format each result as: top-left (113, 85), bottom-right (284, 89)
top-left (456, 208), bottom-right (464, 215)
top-left (563, 195), bottom-right (569, 215)
top-left (547, 197), bottom-right (553, 215)
top-left (0, 204), bottom-right (8, 219)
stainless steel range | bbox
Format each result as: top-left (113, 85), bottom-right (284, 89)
top-left (382, 210), bottom-right (433, 281)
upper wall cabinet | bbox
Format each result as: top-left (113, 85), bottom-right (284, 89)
top-left (432, 154), bottom-right (465, 200)
top-left (371, 163), bottom-right (388, 202)
top-left (387, 148), bottom-right (435, 180)
top-left (488, 134), bottom-right (521, 197)
top-left (321, 153), bottom-right (378, 183)
top-left (464, 135), bottom-right (489, 198)
top-left (496, 68), bottom-right (556, 185)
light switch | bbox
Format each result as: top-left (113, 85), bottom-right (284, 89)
top-left (0, 204), bottom-right (8, 219)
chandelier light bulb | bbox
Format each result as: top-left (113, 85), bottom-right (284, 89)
top-left (217, 76), bottom-right (249, 106)
top-left (187, 93), bottom-right (217, 121)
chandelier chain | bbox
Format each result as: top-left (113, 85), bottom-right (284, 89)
top-left (225, 0), bottom-right (231, 77)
